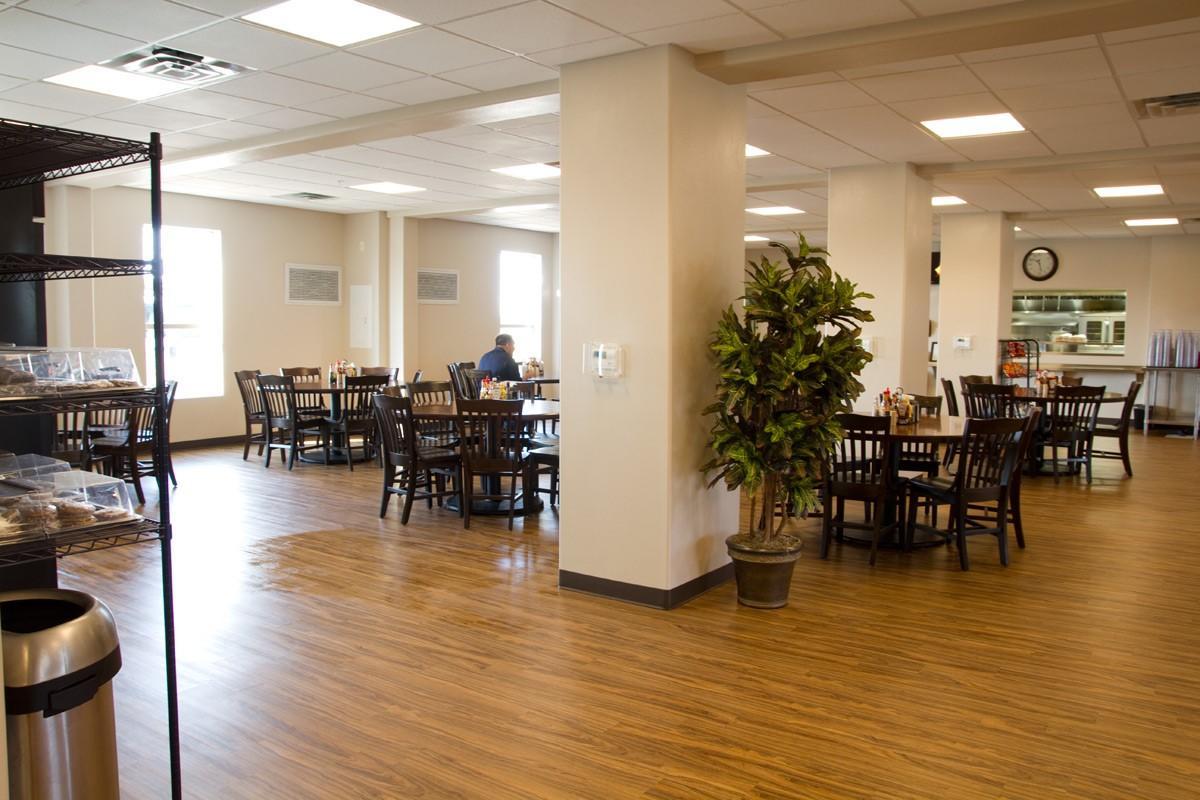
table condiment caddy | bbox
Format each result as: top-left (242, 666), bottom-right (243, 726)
top-left (874, 387), bottom-right (917, 430)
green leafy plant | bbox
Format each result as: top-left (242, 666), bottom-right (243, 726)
top-left (702, 233), bottom-right (874, 546)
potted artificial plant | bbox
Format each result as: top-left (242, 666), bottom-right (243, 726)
top-left (703, 233), bottom-right (874, 608)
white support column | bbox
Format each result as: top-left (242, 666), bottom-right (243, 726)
top-left (938, 213), bottom-right (1014, 392)
top-left (387, 215), bottom-right (420, 382)
top-left (43, 185), bottom-right (97, 348)
top-left (558, 45), bottom-right (744, 605)
top-left (827, 163), bottom-right (932, 405)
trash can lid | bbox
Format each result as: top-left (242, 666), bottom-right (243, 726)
top-left (1, 589), bottom-right (119, 689)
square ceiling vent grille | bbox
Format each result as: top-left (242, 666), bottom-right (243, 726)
top-left (107, 46), bottom-right (250, 87)
top-left (1132, 91), bottom-right (1200, 119)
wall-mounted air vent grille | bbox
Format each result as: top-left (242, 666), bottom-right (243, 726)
top-left (1132, 92), bottom-right (1200, 119)
top-left (285, 263), bottom-right (341, 305)
top-left (417, 269), bottom-right (459, 304)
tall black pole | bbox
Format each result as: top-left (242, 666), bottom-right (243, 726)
top-left (150, 132), bottom-right (182, 799)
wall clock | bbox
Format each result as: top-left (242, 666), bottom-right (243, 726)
top-left (1022, 247), bottom-right (1058, 281)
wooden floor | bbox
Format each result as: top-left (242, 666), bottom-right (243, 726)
top-left (58, 433), bottom-right (1199, 799)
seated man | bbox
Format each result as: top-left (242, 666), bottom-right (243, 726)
top-left (478, 333), bottom-right (522, 382)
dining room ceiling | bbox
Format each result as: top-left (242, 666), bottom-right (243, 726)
top-left (2, 0), bottom-right (1200, 243)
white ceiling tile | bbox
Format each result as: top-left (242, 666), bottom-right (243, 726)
top-left (0, 82), bottom-right (132, 115)
top-left (631, 13), bottom-right (780, 53)
top-left (959, 35), bottom-right (1097, 64)
top-left (1162, 174), bottom-right (1200, 202)
top-left (273, 52), bottom-right (422, 92)
top-left (1102, 18), bottom-right (1200, 44)
top-left (161, 131), bottom-right (228, 150)
top-left (838, 55), bottom-right (961, 80)
top-left (0, 45), bottom-right (83, 81)
top-left (353, 28), bottom-right (509, 73)
top-left (792, 105), bottom-right (961, 163)
top-left (945, 132), bottom-right (1053, 161)
top-left (0, 98), bottom-right (81, 125)
top-left (297, 92), bottom-right (398, 118)
top-left (20, 0), bottom-right (219, 43)
top-left (0, 74), bottom-right (19, 92)
top-left (170, 1), bottom-right (277, 17)
top-left (547, 0), bottom-right (731, 33)
top-left (1107, 32), bottom-right (1200, 76)
top-left (348, 0), bottom-right (525, 25)
top-left (889, 92), bottom-right (1008, 123)
top-left (1011, 220), bottom-right (1086, 238)
top-left (0, 9), bottom-right (140, 63)
top-left (208, 72), bottom-right (343, 105)
top-left (503, 120), bottom-right (557, 143)
top-left (746, 155), bottom-right (823, 180)
top-left (164, 20), bottom-right (332, 71)
top-left (1139, 115), bottom-right (1200, 147)
top-left (490, 142), bottom-right (560, 163)
top-left (1021, 102), bottom-right (1135, 131)
top-left (442, 1), bottom-right (613, 55)
top-left (854, 66), bottom-right (987, 102)
top-left (371, 136), bottom-right (514, 170)
top-left (239, 107), bottom-right (335, 129)
top-left (69, 116), bottom-right (163, 140)
top-left (185, 119), bottom-right (281, 139)
top-left (751, 0), bottom-right (915, 38)
top-left (929, 179), bottom-right (1044, 211)
top-left (437, 57), bottom-right (558, 92)
top-left (150, 89), bottom-right (280, 119)
top-left (903, 0), bottom-right (1020, 13)
top-left (1035, 120), bottom-right (1145, 154)
top-left (365, 76), bottom-right (478, 105)
top-left (746, 115), bottom-right (875, 168)
top-left (752, 81), bottom-right (877, 114)
top-left (100, 104), bottom-right (221, 130)
top-left (970, 48), bottom-right (1112, 90)
top-left (747, 72), bottom-right (844, 92)
top-left (525, 36), bottom-right (642, 67)
top-left (993, 77), bottom-right (1124, 112)
top-left (1119, 66), bottom-right (1200, 101)
top-left (485, 112), bottom-right (559, 130)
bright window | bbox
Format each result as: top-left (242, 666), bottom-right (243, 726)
top-left (498, 250), bottom-right (542, 362)
top-left (143, 225), bottom-right (224, 399)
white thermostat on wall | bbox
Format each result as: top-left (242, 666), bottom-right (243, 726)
top-left (584, 342), bottom-right (624, 379)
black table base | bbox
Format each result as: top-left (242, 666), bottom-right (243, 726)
top-left (834, 528), bottom-right (946, 550)
top-left (445, 495), bottom-right (544, 516)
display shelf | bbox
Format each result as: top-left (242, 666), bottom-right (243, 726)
top-left (998, 338), bottom-right (1039, 388)
top-left (0, 388), bottom-right (156, 417)
top-left (0, 518), bottom-right (162, 567)
top-left (0, 118), bottom-right (152, 190)
top-left (0, 253), bottom-right (151, 282)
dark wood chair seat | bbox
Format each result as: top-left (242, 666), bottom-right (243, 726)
top-left (1044, 385), bottom-right (1105, 483)
top-left (234, 369), bottom-right (267, 460)
top-left (455, 399), bottom-right (527, 531)
top-left (527, 445), bottom-right (560, 507)
top-left (1091, 380), bottom-right (1141, 477)
top-left (325, 375), bottom-right (389, 470)
top-left (258, 374), bottom-right (330, 470)
top-left (821, 414), bottom-right (905, 566)
top-left (374, 393), bottom-right (462, 524)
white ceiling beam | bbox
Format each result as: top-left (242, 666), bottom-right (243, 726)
top-left (1010, 204), bottom-right (1200, 221)
top-left (61, 81), bottom-right (560, 189)
top-left (918, 143), bottom-right (1200, 180)
top-left (697, 0), bottom-right (1199, 84)
top-left (394, 194), bottom-right (561, 218)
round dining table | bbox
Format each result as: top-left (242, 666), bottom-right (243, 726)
top-left (293, 384), bottom-right (374, 465)
top-left (411, 399), bottom-right (560, 516)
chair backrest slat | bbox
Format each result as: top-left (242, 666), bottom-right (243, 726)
top-left (830, 413), bottom-right (890, 485)
top-left (341, 375), bottom-right (389, 421)
top-left (1049, 385), bottom-right (1105, 436)
top-left (455, 399), bottom-right (525, 467)
top-left (235, 369), bottom-right (264, 416)
top-left (956, 416), bottom-right (1024, 493)
top-left (373, 393), bottom-right (419, 462)
top-left (406, 381), bottom-right (453, 406)
top-left (941, 378), bottom-right (960, 417)
top-left (258, 374), bottom-right (298, 421)
top-left (963, 383), bottom-right (1016, 419)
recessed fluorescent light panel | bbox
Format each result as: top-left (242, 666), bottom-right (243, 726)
top-left (351, 182), bottom-right (426, 194)
top-left (491, 163), bottom-right (561, 180)
top-left (746, 206), bottom-right (804, 216)
top-left (744, 235), bottom-right (769, 242)
top-left (45, 65), bottom-right (180, 100)
top-left (921, 113), bottom-right (1024, 139)
top-left (1094, 184), bottom-right (1164, 198)
top-left (1124, 217), bottom-right (1178, 227)
top-left (1013, 226), bottom-right (1022, 232)
top-left (493, 204), bottom-right (553, 213)
top-left (243, 0), bottom-right (420, 47)
top-left (931, 196), bottom-right (967, 207)
top-left (745, 144), bottom-right (770, 158)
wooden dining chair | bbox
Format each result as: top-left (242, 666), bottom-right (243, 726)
top-left (1059, 376), bottom-right (1084, 387)
top-left (360, 366), bottom-right (397, 384)
top-left (960, 374), bottom-right (994, 391)
top-left (898, 394), bottom-right (944, 498)
top-left (327, 375), bottom-right (389, 471)
top-left (258, 375), bottom-right (331, 470)
top-left (962, 383), bottom-right (1016, 419)
top-left (820, 414), bottom-right (902, 566)
top-left (1092, 380), bottom-right (1141, 476)
top-left (528, 445), bottom-right (560, 507)
top-left (454, 399), bottom-right (527, 531)
top-left (373, 394), bottom-right (462, 525)
top-left (234, 369), bottom-right (267, 460)
top-left (1046, 385), bottom-right (1105, 483)
top-left (941, 378), bottom-right (960, 417)
top-left (281, 366), bottom-right (326, 413)
top-left (906, 416), bottom-right (1025, 570)
top-left (54, 411), bottom-right (103, 472)
top-left (91, 404), bottom-right (156, 505)
top-left (406, 381), bottom-right (457, 449)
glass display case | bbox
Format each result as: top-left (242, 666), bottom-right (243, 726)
top-left (0, 346), bottom-right (142, 397)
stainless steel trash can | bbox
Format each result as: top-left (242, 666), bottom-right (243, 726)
top-left (2, 589), bottom-right (121, 800)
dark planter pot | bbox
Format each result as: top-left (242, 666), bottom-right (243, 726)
top-left (726, 534), bottom-right (802, 609)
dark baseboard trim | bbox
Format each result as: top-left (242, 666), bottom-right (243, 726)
top-left (558, 563), bottom-right (733, 610)
top-left (171, 435), bottom-right (244, 450)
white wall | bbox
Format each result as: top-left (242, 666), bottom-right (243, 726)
top-left (46, 187), bottom-right (348, 442)
top-left (414, 218), bottom-right (557, 382)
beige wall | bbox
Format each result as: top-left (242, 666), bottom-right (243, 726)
top-left (414, 218), bottom-right (557, 382)
top-left (46, 187), bottom-right (347, 442)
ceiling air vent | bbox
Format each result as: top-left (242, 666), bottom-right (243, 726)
top-left (280, 192), bottom-right (335, 201)
top-left (285, 263), bottom-right (341, 306)
top-left (417, 269), bottom-right (459, 304)
top-left (107, 47), bottom-right (250, 87)
top-left (1132, 91), bottom-right (1200, 119)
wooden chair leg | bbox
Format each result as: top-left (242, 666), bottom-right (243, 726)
top-left (264, 427), bottom-right (274, 468)
top-left (456, 467), bottom-right (465, 518)
top-left (1119, 432), bottom-right (1133, 476)
top-left (906, 491), bottom-right (920, 552)
top-left (997, 497), bottom-right (1010, 567)
top-left (506, 471), bottom-right (518, 531)
top-left (243, 421), bottom-right (252, 460)
top-left (868, 495), bottom-right (884, 566)
top-left (1011, 485), bottom-right (1026, 549)
top-left (129, 457), bottom-right (146, 506)
top-left (346, 428), bottom-right (355, 472)
top-left (401, 468), bottom-right (417, 525)
top-left (820, 491), bottom-right (833, 559)
top-left (462, 470), bottom-right (473, 529)
top-left (1084, 438), bottom-right (1094, 484)
top-left (955, 504), bottom-right (970, 571)
top-left (379, 464), bottom-right (394, 517)
top-left (426, 470), bottom-right (434, 508)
